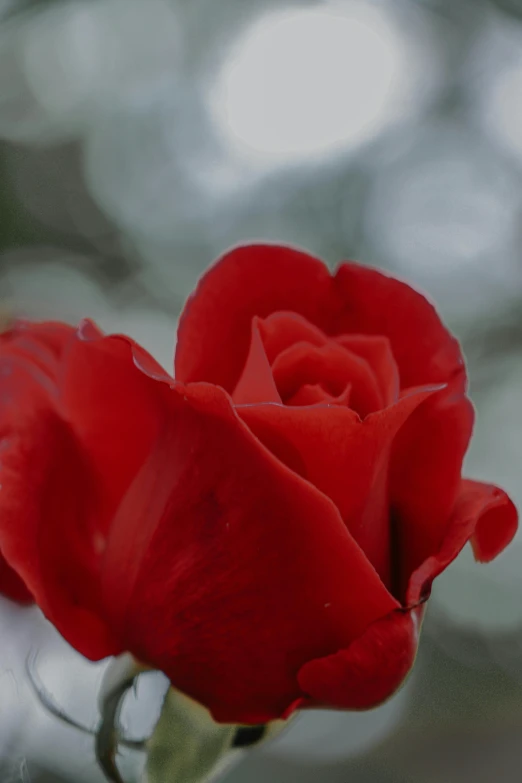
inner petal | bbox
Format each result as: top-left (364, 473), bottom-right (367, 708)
top-left (271, 341), bottom-right (383, 417)
top-left (257, 311), bottom-right (327, 364)
top-left (232, 320), bottom-right (282, 405)
top-left (336, 335), bottom-right (400, 406)
top-left (286, 383), bottom-right (352, 407)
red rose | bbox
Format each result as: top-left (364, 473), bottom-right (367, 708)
top-left (0, 245), bottom-right (516, 724)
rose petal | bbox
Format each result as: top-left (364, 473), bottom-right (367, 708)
top-left (0, 323), bottom-right (69, 609)
top-left (297, 606), bottom-right (423, 710)
top-left (0, 321), bottom-right (166, 658)
top-left (239, 386), bottom-right (439, 587)
top-left (61, 324), bottom-right (174, 533)
top-left (175, 246), bottom-right (466, 395)
top-left (258, 311), bottom-right (327, 364)
top-left (407, 479), bottom-right (518, 606)
top-left (232, 318), bottom-right (281, 404)
top-left (285, 383), bottom-right (351, 407)
top-left (0, 320), bottom-right (75, 397)
top-left (0, 390), bottom-right (120, 658)
top-left (0, 556), bottom-right (33, 604)
top-left (333, 263), bottom-right (466, 390)
top-left (101, 382), bottom-right (399, 723)
top-left (1, 320), bottom-right (74, 368)
top-left (390, 388), bottom-right (475, 598)
top-left (336, 335), bottom-right (399, 406)
top-left (271, 341), bottom-right (383, 416)
top-left (175, 245), bottom-right (333, 391)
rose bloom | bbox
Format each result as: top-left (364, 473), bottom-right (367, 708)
top-left (0, 246), bottom-right (517, 724)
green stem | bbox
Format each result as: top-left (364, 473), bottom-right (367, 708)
top-left (96, 654), bottom-right (145, 783)
top-left (144, 689), bottom-right (238, 783)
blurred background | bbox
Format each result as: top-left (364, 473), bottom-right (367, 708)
top-left (1, 0), bottom-right (522, 780)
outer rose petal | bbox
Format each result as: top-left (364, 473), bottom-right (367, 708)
top-left (238, 386), bottom-right (439, 587)
top-left (100, 382), bottom-right (399, 724)
top-left (298, 606), bottom-right (423, 710)
top-left (175, 245), bottom-right (465, 393)
top-left (60, 322), bottom-right (174, 537)
top-left (0, 320), bottom-right (76, 376)
top-left (0, 322), bottom-right (74, 610)
top-left (332, 264), bottom-right (466, 390)
top-left (390, 388), bottom-right (475, 597)
top-left (0, 320), bottom-right (168, 657)
top-left (0, 557), bottom-right (33, 604)
top-left (0, 397), bottom-right (121, 658)
top-left (407, 479), bottom-right (518, 606)
top-left (175, 246), bottom-right (334, 390)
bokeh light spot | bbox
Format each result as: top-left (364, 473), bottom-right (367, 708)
top-left (212, 2), bottom-right (412, 162)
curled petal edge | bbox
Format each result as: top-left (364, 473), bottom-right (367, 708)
top-left (296, 605), bottom-right (424, 711)
top-left (406, 479), bottom-right (518, 607)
